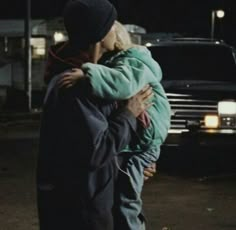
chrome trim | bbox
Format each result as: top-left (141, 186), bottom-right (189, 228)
top-left (168, 98), bottom-right (216, 103)
top-left (171, 104), bottom-right (217, 108)
top-left (167, 93), bottom-right (194, 97)
top-left (168, 128), bottom-right (236, 134)
top-left (168, 129), bottom-right (188, 134)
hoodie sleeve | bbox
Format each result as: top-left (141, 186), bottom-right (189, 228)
top-left (82, 50), bottom-right (170, 162)
top-left (82, 54), bottom-right (162, 100)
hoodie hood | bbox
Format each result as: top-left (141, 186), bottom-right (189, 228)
top-left (44, 41), bottom-right (91, 85)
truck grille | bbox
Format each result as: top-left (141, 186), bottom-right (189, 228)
top-left (167, 93), bottom-right (218, 131)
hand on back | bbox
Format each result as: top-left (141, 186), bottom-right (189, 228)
top-left (58, 68), bottom-right (85, 88)
top-left (126, 85), bottom-right (154, 117)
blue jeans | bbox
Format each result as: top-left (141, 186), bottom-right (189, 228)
top-left (114, 147), bottom-right (160, 230)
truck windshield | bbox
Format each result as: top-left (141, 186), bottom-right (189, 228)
top-left (149, 45), bottom-right (236, 82)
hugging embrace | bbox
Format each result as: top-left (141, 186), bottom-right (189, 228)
top-left (37, 0), bottom-right (171, 230)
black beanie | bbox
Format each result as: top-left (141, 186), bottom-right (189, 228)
top-left (63, 0), bottom-right (117, 50)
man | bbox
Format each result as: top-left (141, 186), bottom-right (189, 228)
top-left (37, 0), bottom-right (154, 229)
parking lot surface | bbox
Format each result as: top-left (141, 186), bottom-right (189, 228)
top-left (0, 122), bottom-right (236, 230)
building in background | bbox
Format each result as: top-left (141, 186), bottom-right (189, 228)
top-left (0, 19), bottom-right (67, 109)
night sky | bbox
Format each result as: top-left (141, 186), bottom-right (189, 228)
top-left (1, 0), bottom-right (236, 46)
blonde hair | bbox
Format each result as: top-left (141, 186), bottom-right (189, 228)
top-left (114, 21), bottom-right (134, 51)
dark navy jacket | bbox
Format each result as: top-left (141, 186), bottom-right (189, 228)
top-left (37, 77), bottom-right (137, 230)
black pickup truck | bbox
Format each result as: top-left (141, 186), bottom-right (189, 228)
top-left (145, 38), bottom-right (236, 166)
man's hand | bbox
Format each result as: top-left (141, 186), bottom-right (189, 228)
top-left (126, 85), bottom-right (154, 117)
top-left (58, 68), bottom-right (85, 88)
top-left (144, 163), bottom-right (156, 181)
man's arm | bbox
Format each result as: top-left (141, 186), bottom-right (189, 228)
top-left (69, 84), bottom-right (153, 170)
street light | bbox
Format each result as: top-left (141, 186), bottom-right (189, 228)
top-left (211, 9), bottom-right (225, 40)
top-left (216, 10), bottom-right (225, 18)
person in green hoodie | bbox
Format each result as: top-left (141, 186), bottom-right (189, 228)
top-left (59, 21), bottom-right (171, 230)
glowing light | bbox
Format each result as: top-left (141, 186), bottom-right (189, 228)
top-left (54, 32), bottom-right (65, 43)
top-left (218, 101), bottom-right (236, 115)
top-left (204, 115), bottom-right (219, 128)
top-left (35, 48), bottom-right (46, 56)
top-left (145, 43), bottom-right (152, 47)
top-left (216, 10), bottom-right (225, 18)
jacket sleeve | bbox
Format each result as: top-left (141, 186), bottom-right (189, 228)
top-left (68, 91), bottom-right (138, 170)
top-left (82, 56), bottom-right (161, 100)
top-left (89, 107), bottom-right (137, 170)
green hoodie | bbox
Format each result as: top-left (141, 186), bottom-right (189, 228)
top-left (82, 46), bottom-right (171, 152)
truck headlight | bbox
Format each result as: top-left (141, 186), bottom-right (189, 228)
top-left (204, 115), bottom-right (219, 128)
top-left (218, 101), bottom-right (236, 128)
top-left (218, 101), bottom-right (236, 116)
